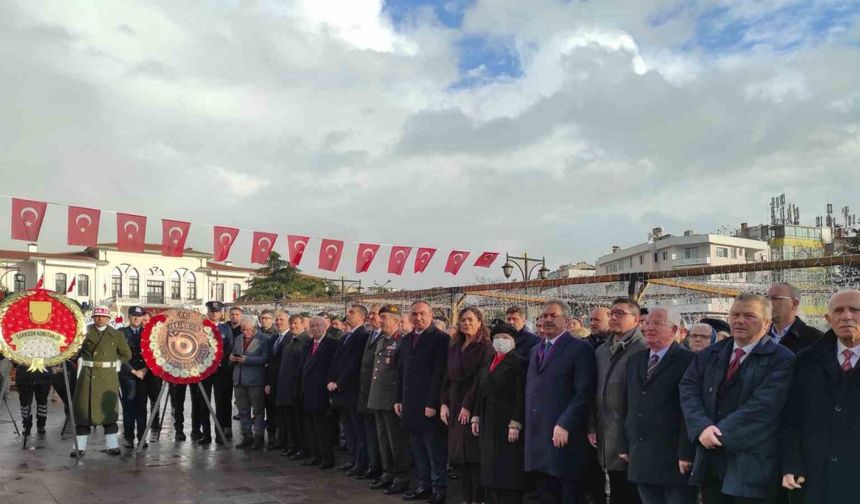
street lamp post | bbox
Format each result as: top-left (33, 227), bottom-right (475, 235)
top-left (323, 276), bottom-right (362, 313)
top-left (501, 252), bottom-right (550, 281)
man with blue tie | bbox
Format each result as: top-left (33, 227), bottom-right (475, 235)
top-left (525, 300), bottom-right (597, 504)
top-left (265, 310), bottom-right (291, 450)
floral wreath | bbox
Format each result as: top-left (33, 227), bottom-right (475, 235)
top-left (140, 309), bottom-right (223, 384)
top-left (0, 289), bottom-right (86, 372)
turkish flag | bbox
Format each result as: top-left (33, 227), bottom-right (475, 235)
top-left (213, 226), bottom-right (239, 262)
top-left (287, 235), bottom-right (310, 266)
top-left (162, 219), bottom-right (191, 257)
top-left (117, 213), bottom-right (147, 252)
top-left (66, 276), bottom-right (76, 294)
top-left (11, 198), bottom-right (48, 242)
top-left (388, 246), bottom-right (412, 275)
top-left (474, 251), bottom-right (499, 268)
top-left (414, 247), bottom-right (437, 273)
top-left (318, 238), bottom-right (344, 272)
top-left (444, 250), bottom-right (470, 275)
top-left (356, 243), bottom-right (380, 273)
top-left (67, 206), bottom-right (101, 247)
top-left (251, 231), bottom-right (278, 264)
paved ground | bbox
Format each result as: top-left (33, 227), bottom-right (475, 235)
top-left (0, 390), bottom-right (461, 504)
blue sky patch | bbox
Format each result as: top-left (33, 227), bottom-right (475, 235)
top-left (383, 0), bottom-right (475, 29)
top-left (449, 36), bottom-right (524, 89)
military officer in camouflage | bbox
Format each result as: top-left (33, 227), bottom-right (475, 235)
top-left (71, 305), bottom-right (132, 458)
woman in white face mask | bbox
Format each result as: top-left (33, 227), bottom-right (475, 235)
top-left (471, 323), bottom-right (527, 504)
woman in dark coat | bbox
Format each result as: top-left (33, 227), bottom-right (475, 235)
top-left (472, 323), bottom-right (526, 504)
top-left (441, 307), bottom-right (494, 504)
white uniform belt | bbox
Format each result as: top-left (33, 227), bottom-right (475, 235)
top-left (80, 360), bottom-right (119, 368)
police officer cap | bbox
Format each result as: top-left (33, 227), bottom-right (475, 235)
top-left (128, 306), bottom-right (145, 317)
top-left (378, 305), bottom-right (401, 315)
top-left (206, 301), bottom-right (225, 312)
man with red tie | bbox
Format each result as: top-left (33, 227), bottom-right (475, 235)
top-left (301, 316), bottom-right (339, 469)
top-left (781, 289), bottom-right (860, 504)
top-left (680, 294), bottom-right (795, 504)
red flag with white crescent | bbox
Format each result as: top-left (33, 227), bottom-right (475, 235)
top-left (251, 231), bottom-right (278, 264)
top-left (413, 247), bottom-right (437, 273)
top-left (474, 251), bottom-right (499, 268)
top-left (356, 243), bottom-right (380, 273)
top-left (213, 226), bottom-right (239, 262)
top-left (117, 213), bottom-right (147, 252)
top-left (318, 238), bottom-right (344, 272)
top-left (67, 206), bottom-right (101, 247)
top-left (287, 235), bottom-right (310, 266)
top-left (444, 250), bottom-right (470, 275)
top-left (10, 198), bottom-right (48, 242)
top-left (388, 246), bottom-right (412, 276)
top-left (161, 219), bottom-right (191, 257)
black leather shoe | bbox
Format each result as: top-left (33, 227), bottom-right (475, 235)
top-left (336, 462), bottom-right (353, 471)
top-left (358, 469), bottom-right (382, 480)
top-left (280, 449), bottom-right (292, 457)
top-left (318, 461), bottom-right (335, 470)
top-left (105, 448), bottom-right (121, 456)
top-left (69, 449), bottom-right (85, 458)
top-left (426, 493), bottom-right (445, 504)
top-left (199, 436), bottom-right (212, 446)
top-left (291, 451), bottom-right (309, 460)
top-left (123, 437), bottom-right (134, 449)
top-left (190, 431), bottom-right (201, 441)
top-left (175, 431), bottom-right (186, 442)
top-left (301, 458), bottom-right (321, 466)
top-left (385, 482), bottom-right (409, 495)
top-left (346, 467), bottom-right (365, 477)
top-left (370, 479), bottom-right (393, 490)
top-left (403, 488), bottom-right (432, 501)
top-left (235, 439), bottom-right (253, 449)
top-left (224, 429), bottom-right (233, 440)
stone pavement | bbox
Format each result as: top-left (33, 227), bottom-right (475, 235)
top-left (0, 390), bottom-right (462, 504)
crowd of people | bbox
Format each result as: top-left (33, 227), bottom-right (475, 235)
top-left (4, 282), bottom-right (859, 504)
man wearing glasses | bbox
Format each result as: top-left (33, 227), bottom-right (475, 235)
top-left (766, 283), bottom-right (822, 355)
top-left (590, 297), bottom-right (646, 504)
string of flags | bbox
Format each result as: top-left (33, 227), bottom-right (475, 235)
top-left (8, 197), bottom-right (500, 276)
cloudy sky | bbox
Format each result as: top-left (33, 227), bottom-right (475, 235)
top-left (1, 0), bottom-right (859, 289)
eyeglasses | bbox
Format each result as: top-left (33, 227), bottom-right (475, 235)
top-left (766, 296), bottom-right (792, 301)
top-left (609, 310), bottom-right (634, 318)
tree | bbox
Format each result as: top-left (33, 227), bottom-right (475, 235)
top-left (239, 251), bottom-right (327, 301)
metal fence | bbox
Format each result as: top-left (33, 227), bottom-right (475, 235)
top-left (240, 255), bottom-right (860, 331)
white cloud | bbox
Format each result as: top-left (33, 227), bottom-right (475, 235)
top-left (214, 167), bottom-right (265, 199)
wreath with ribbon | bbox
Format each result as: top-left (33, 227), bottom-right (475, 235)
top-left (140, 308), bottom-right (223, 384)
top-left (0, 289), bottom-right (86, 373)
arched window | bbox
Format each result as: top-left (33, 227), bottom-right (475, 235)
top-left (14, 273), bottom-right (25, 292)
top-left (111, 267), bottom-right (122, 298)
top-left (185, 272), bottom-right (197, 300)
top-left (170, 271), bottom-right (181, 300)
top-left (232, 283), bottom-right (242, 301)
top-left (128, 268), bottom-right (139, 298)
top-left (77, 274), bottom-right (89, 296)
top-left (55, 273), bottom-right (67, 293)
top-left (216, 283), bottom-right (225, 302)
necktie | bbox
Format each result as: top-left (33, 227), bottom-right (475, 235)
top-left (312, 340), bottom-right (320, 355)
top-left (725, 348), bottom-right (746, 382)
top-left (538, 340), bottom-right (551, 367)
top-left (646, 354), bottom-right (659, 381)
top-left (842, 349), bottom-right (854, 372)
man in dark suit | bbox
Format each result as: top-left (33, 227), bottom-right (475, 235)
top-left (301, 316), bottom-right (339, 469)
top-left (781, 289), bottom-right (860, 504)
top-left (395, 300), bottom-right (450, 504)
top-left (328, 304), bottom-right (371, 475)
top-left (620, 307), bottom-right (696, 504)
top-left (506, 306), bottom-right (541, 362)
top-left (357, 304), bottom-right (384, 480)
top-left (264, 310), bottom-right (291, 450)
top-left (276, 314), bottom-right (310, 458)
top-left (766, 282), bottom-right (822, 355)
top-left (680, 293), bottom-right (795, 504)
top-left (525, 299), bottom-right (597, 504)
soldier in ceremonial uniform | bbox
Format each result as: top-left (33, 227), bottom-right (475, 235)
top-left (71, 305), bottom-right (132, 457)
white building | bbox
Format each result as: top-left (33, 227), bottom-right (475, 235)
top-left (595, 228), bottom-right (770, 275)
top-left (547, 261), bottom-right (596, 280)
top-left (0, 243), bottom-right (259, 316)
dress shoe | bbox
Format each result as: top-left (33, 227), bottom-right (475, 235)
top-left (123, 437), bottom-right (135, 449)
top-left (235, 438), bottom-right (254, 449)
top-left (336, 462), bottom-right (354, 471)
top-left (190, 431), bottom-right (201, 441)
top-left (403, 488), bottom-right (432, 501)
top-left (251, 437), bottom-right (265, 450)
top-left (232, 414), bottom-right (240, 420)
top-left (175, 431), bottom-right (187, 442)
top-left (291, 451), bottom-right (309, 460)
top-left (224, 429), bottom-right (233, 440)
top-left (280, 449), bottom-right (293, 457)
top-left (105, 448), bottom-right (121, 456)
top-left (384, 482), bottom-right (409, 495)
top-left (318, 461), bottom-right (335, 470)
top-left (199, 436), bottom-right (212, 446)
top-left (426, 492), bottom-right (445, 504)
top-left (370, 479), bottom-right (393, 490)
top-left (215, 436), bottom-right (224, 445)
top-left (301, 458), bottom-right (321, 466)
top-left (346, 467), bottom-right (364, 477)
top-left (69, 449), bottom-right (85, 459)
top-left (358, 469), bottom-right (382, 480)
